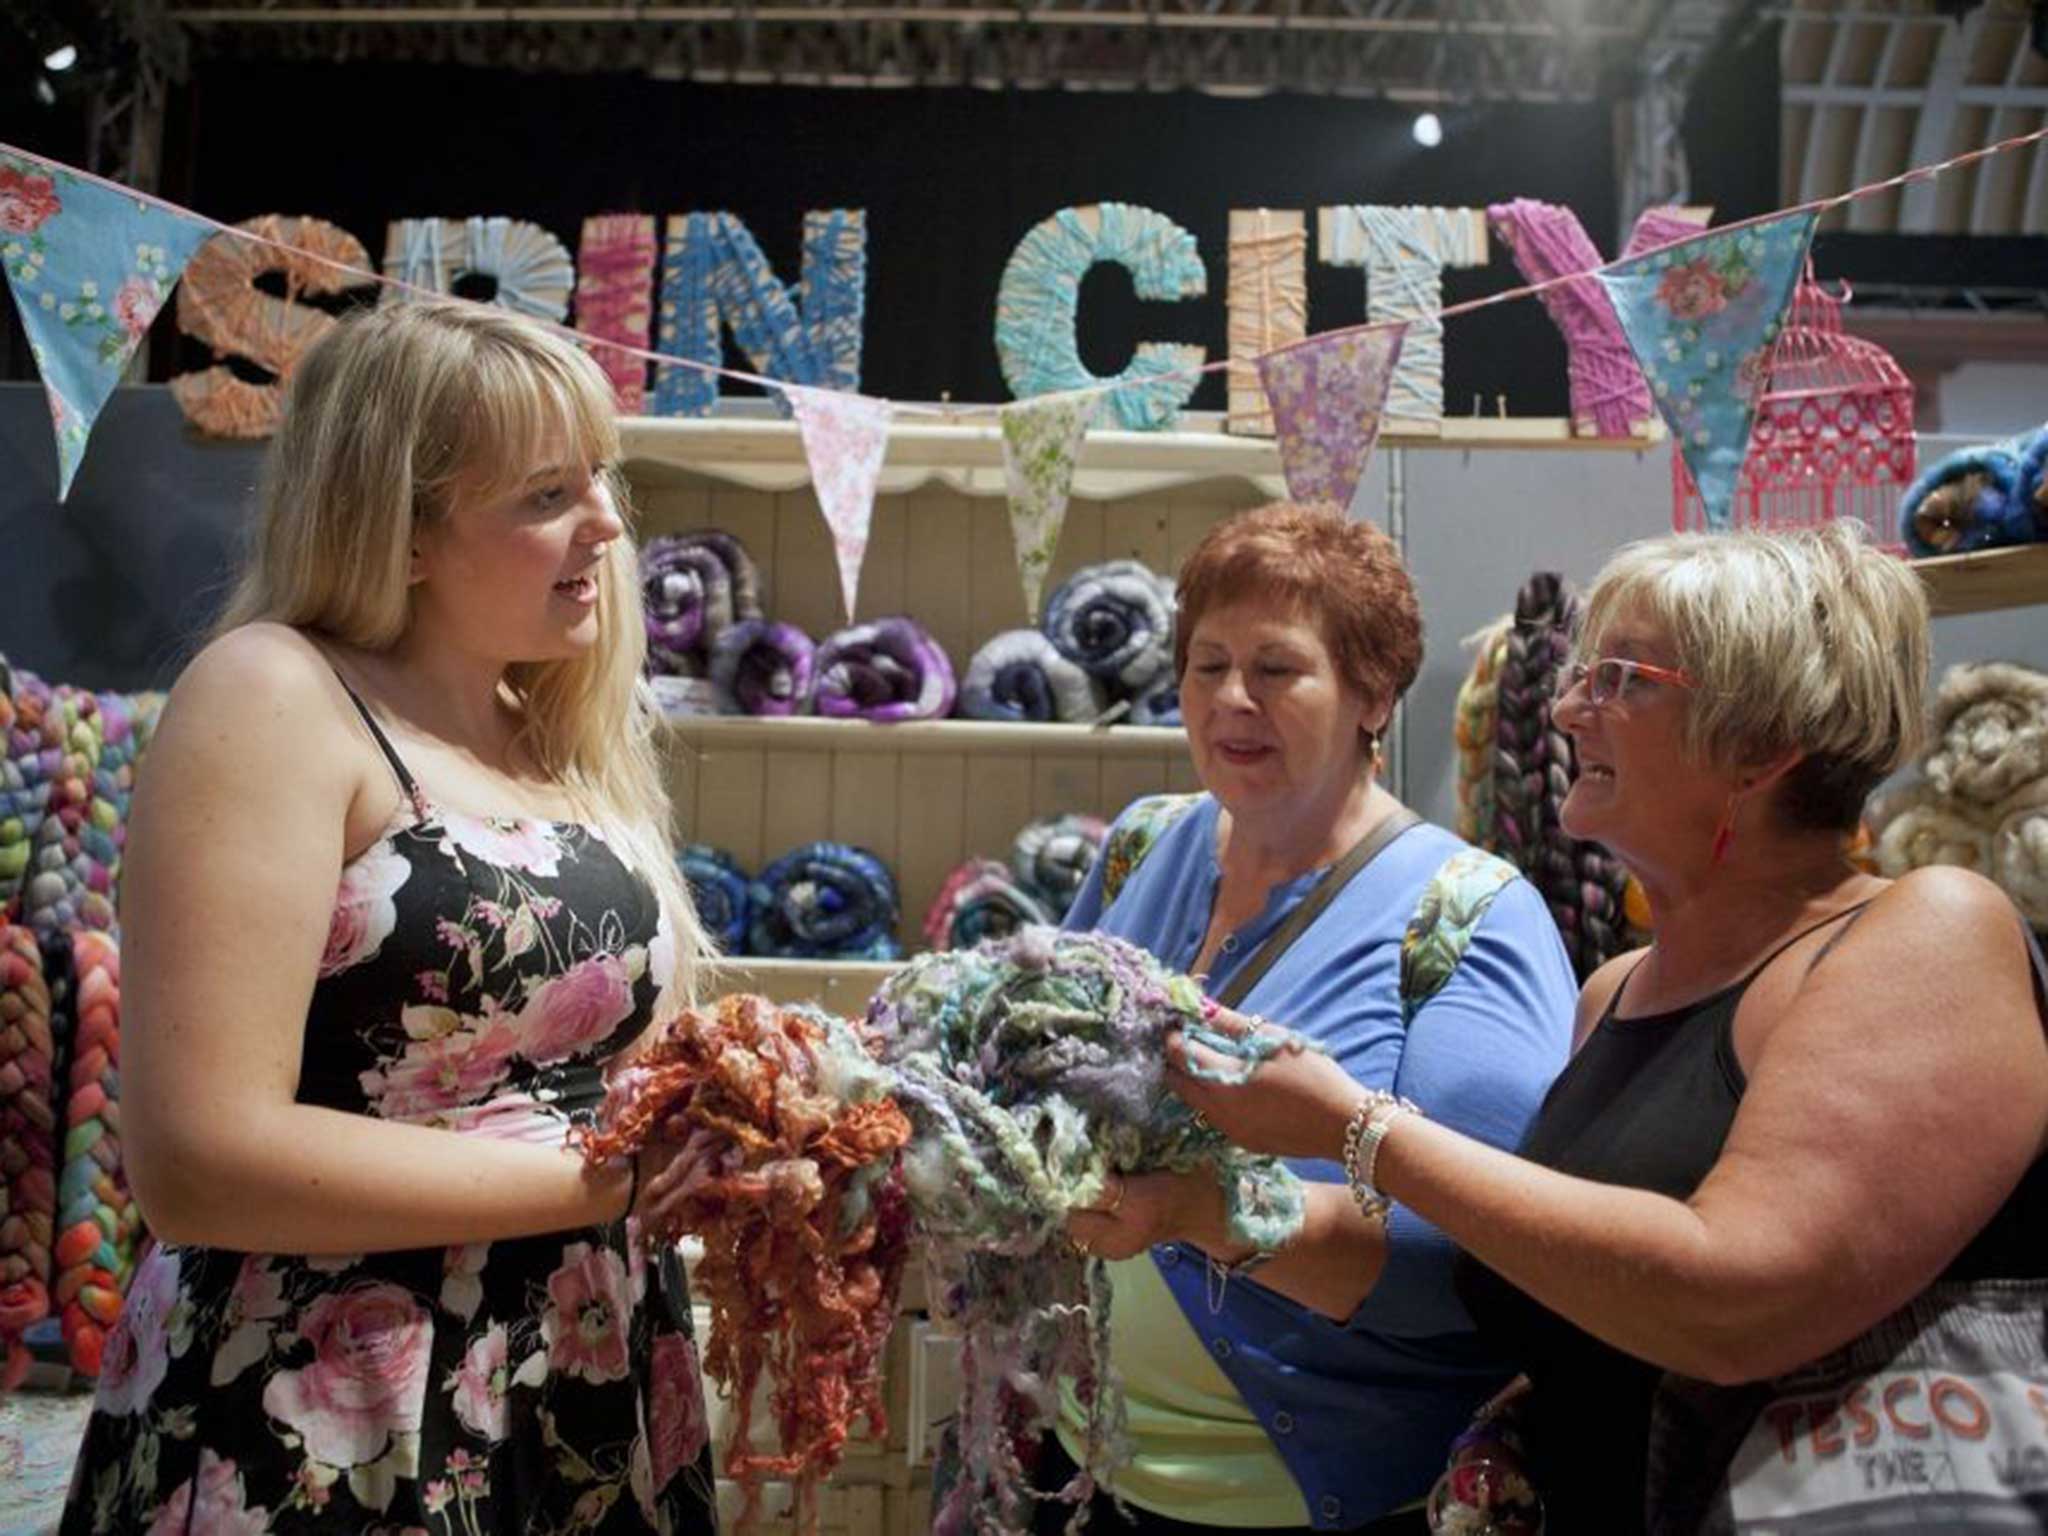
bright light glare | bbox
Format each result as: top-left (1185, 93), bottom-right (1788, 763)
top-left (43, 45), bottom-right (78, 71)
top-left (1412, 111), bottom-right (1444, 148)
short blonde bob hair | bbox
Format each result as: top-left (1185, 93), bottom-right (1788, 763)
top-left (217, 297), bottom-right (709, 996)
top-left (1577, 521), bottom-right (1929, 831)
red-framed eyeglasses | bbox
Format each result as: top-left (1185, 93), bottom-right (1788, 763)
top-left (1554, 657), bottom-right (1698, 707)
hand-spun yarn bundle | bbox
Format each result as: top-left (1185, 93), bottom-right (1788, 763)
top-left (0, 922), bottom-right (53, 1394)
top-left (1454, 617), bottom-right (1512, 850)
top-left (1923, 663), bottom-right (2048, 811)
top-left (1043, 560), bottom-right (1177, 697)
top-left (711, 619), bottom-right (818, 716)
top-left (921, 859), bottom-right (1053, 952)
top-left (1128, 675), bottom-right (1181, 728)
top-left (677, 844), bottom-right (753, 954)
top-left (641, 530), bottom-right (766, 676)
top-left (748, 843), bottom-right (905, 960)
top-left (1874, 783), bottom-right (1993, 877)
top-left (51, 930), bottom-right (133, 1378)
top-left (583, 994), bottom-right (913, 1529)
top-left (1, 664), bottom-right (59, 922)
top-left (1991, 781), bottom-right (2048, 928)
top-left (865, 927), bottom-right (1311, 1536)
top-left (1010, 813), bottom-right (1109, 921)
top-left (2021, 424), bottom-right (2048, 516)
top-left (1492, 574), bottom-right (1630, 978)
top-left (814, 618), bottom-right (958, 723)
top-left (957, 630), bottom-right (1104, 725)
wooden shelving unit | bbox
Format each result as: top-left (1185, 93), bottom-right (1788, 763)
top-left (1912, 542), bottom-right (2048, 618)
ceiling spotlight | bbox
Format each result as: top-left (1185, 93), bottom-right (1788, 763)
top-left (33, 75), bottom-right (57, 106)
top-left (43, 45), bottom-right (78, 72)
top-left (1412, 111), bottom-right (1444, 148)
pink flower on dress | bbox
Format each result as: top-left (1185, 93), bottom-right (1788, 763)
top-left (360, 1017), bottom-right (521, 1120)
top-left (1656, 261), bottom-right (1728, 322)
top-left (647, 1331), bottom-right (709, 1490)
top-left (0, 164), bottom-right (59, 234)
top-left (447, 1323), bottom-right (512, 1441)
top-left (112, 274), bottom-right (161, 340)
top-left (437, 809), bottom-right (564, 877)
top-left (262, 1282), bottom-right (432, 1467)
top-left (96, 1246), bottom-right (180, 1416)
top-left (516, 954), bottom-right (634, 1064)
top-left (321, 843), bottom-right (411, 977)
top-left (146, 1450), bottom-right (272, 1536)
top-left (541, 1242), bottom-right (631, 1385)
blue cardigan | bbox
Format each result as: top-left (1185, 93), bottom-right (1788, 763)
top-left (1064, 795), bottom-right (1577, 1527)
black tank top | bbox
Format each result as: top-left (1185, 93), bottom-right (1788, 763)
top-left (1455, 908), bottom-right (2048, 1535)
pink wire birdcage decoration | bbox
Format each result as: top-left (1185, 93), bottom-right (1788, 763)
top-left (1672, 267), bottom-right (1916, 546)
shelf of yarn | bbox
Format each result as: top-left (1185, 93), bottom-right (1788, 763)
top-left (1911, 541), bottom-right (2048, 617)
top-left (709, 955), bottom-right (898, 1012)
top-left (618, 411), bottom-right (1666, 502)
top-left (660, 712), bottom-right (1187, 756)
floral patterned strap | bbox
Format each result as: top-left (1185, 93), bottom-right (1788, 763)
top-left (1399, 847), bottom-right (1520, 1026)
top-left (1099, 794), bottom-right (1204, 908)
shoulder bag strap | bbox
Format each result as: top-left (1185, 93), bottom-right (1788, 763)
top-left (1214, 806), bottom-right (1422, 1010)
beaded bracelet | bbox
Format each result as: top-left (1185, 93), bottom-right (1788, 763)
top-left (1340, 1090), bottom-right (1419, 1220)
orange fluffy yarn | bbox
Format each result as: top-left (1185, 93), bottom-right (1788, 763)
top-left (584, 994), bottom-right (912, 1531)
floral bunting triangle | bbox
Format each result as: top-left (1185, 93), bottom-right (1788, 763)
top-left (1596, 211), bottom-right (1819, 529)
top-left (1255, 323), bottom-right (1406, 515)
top-left (1, 152), bottom-right (211, 499)
top-left (786, 383), bottom-right (894, 623)
top-left (999, 390), bottom-right (1099, 620)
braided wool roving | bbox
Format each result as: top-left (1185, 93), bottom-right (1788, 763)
top-left (866, 927), bottom-right (1311, 1536)
top-left (1491, 574), bottom-right (1631, 978)
top-left (1453, 617), bottom-right (1512, 849)
top-left (0, 922), bottom-right (54, 1394)
top-left (51, 930), bottom-right (136, 1379)
top-left (583, 994), bottom-right (913, 1530)
top-left (19, 681), bottom-right (110, 940)
top-left (0, 661), bottom-right (56, 918)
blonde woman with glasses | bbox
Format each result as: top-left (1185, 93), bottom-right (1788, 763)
top-left (62, 300), bottom-right (719, 1535)
top-left (1170, 523), bottom-right (2048, 1535)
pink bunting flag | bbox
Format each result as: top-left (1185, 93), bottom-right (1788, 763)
top-left (1255, 323), bottom-right (1406, 514)
top-left (786, 383), bottom-right (894, 623)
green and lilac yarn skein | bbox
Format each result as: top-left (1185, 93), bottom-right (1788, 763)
top-left (865, 926), bottom-right (1312, 1536)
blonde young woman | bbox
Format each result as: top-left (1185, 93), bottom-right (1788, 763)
top-left (62, 301), bottom-right (719, 1535)
top-left (1171, 524), bottom-right (2048, 1534)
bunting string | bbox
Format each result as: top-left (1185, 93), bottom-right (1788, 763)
top-left (3, 124), bottom-right (2043, 427)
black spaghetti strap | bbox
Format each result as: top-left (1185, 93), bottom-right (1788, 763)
top-left (1604, 898), bottom-right (1878, 1022)
top-left (331, 672), bottom-right (431, 824)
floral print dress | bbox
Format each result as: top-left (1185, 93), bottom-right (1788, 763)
top-left (61, 693), bottom-right (717, 1536)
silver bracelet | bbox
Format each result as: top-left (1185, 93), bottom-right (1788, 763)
top-left (1340, 1090), bottom-right (1419, 1220)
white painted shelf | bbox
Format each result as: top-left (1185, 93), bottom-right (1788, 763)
top-left (1911, 542), bottom-right (2048, 617)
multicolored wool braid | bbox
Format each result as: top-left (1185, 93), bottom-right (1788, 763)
top-left (813, 618), bottom-right (958, 723)
top-left (2020, 423), bottom-right (2048, 517)
top-left (864, 928), bottom-right (1312, 1536)
top-left (2, 665), bottom-right (59, 924)
top-left (957, 630), bottom-right (1104, 725)
top-left (582, 994), bottom-right (913, 1531)
top-left (1010, 814), bottom-right (1109, 922)
top-left (676, 844), bottom-right (754, 954)
top-left (1042, 561), bottom-right (1177, 696)
top-left (0, 922), bottom-right (53, 1394)
top-left (51, 929), bottom-right (132, 1379)
top-left (1491, 574), bottom-right (1631, 979)
top-left (747, 843), bottom-right (905, 960)
top-left (921, 859), bottom-right (1053, 952)
top-left (21, 680), bottom-right (113, 939)
top-left (640, 530), bottom-right (766, 676)
top-left (711, 619), bottom-right (818, 716)
top-left (1453, 617), bottom-right (1512, 850)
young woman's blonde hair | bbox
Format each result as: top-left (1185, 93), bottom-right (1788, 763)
top-left (216, 297), bottom-right (708, 1001)
top-left (1577, 520), bottom-right (1930, 831)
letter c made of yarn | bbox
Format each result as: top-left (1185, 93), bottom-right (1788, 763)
top-left (995, 203), bottom-right (1207, 432)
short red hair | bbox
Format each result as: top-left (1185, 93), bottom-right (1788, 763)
top-left (1175, 502), bottom-right (1423, 709)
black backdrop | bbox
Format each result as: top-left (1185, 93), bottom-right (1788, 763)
top-left (5, 25), bottom-right (1781, 414)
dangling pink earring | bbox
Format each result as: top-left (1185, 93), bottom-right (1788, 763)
top-left (1710, 794), bottom-right (1739, 867)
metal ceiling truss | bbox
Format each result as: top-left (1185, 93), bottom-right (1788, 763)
top-left (162, 0), bottom-right (1652, 100)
